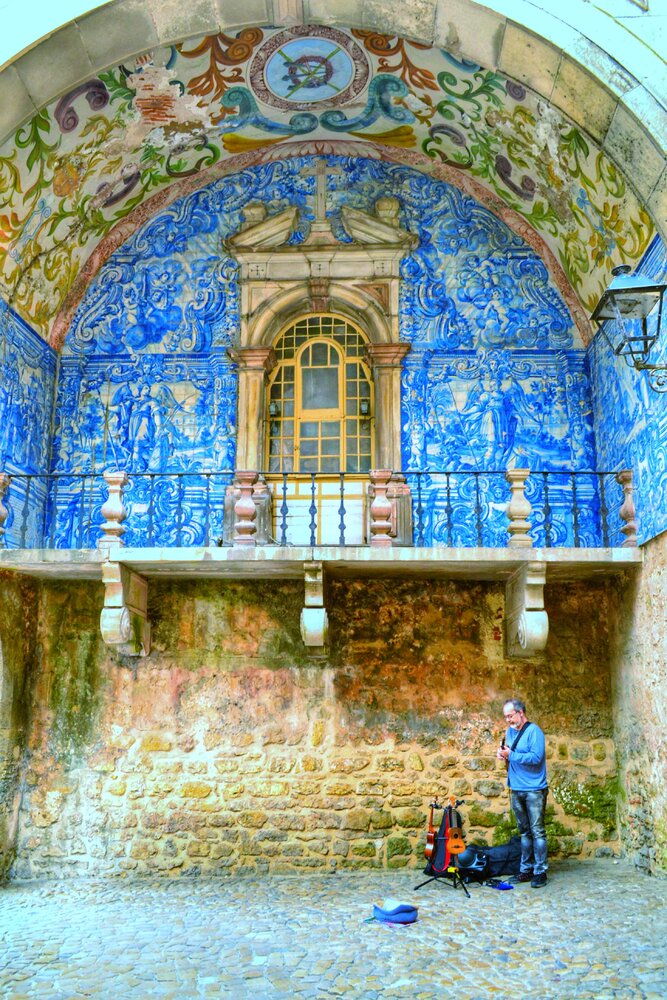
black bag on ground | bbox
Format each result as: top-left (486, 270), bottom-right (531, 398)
top-left (456, 835), bottom-right (522, 882)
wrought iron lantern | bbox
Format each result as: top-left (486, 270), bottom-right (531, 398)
top-left (359, 399), bottom-right (371, 417)
top-left (591, 264), bottom-right (667, 392)
top-left (268, 400), bottom-right (280, 418)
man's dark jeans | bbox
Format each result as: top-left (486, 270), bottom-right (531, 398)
top-left (511, 788), bottom-right (548, 875)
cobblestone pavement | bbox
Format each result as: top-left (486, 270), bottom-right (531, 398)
top-left (0, 859), bottom-right (666, 1000)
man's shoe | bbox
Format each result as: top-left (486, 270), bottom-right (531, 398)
top-left (531, 873), bottom-right (547, 888)
top-left (517, 872), bottom-right (533, 882)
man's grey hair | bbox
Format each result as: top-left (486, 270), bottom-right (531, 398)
top-left (504, 698), bottom-right (526, 713)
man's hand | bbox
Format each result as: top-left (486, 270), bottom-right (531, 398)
top-left (497, 746), bottom-right (510, 761)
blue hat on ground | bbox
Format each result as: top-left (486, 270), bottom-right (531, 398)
top-left (372, 898), bottom-right (418, 924)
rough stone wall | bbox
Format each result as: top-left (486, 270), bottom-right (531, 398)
top-left (0, 572), bottom-right (37, 879)
top-left (4, 575), bottom-right (621, 879)
top-left (611, 531), bottom-right (667, 874)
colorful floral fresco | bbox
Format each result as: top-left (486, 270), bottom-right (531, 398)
top-left (588, 236), bottom-right (667, 544)
top-left (0, 26), bottom-right (655, 342)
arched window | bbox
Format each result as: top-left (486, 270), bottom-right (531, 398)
top-left (266, 314), bottom-right (373, 474)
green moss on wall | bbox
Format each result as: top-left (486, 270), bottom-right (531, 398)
top-left (468, 804), bottom-right (502, 828)
top-left (147, 579), bottom-right (311, 670)
top-left (490, 813), bottom-right (519, 845)
top-left (41, 582), bottom-right (105, 764)
top-left (550, 775), bottom-right (619, 837)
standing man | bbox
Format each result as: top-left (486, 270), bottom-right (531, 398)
top-left (497, 698), bottom-right (548, 887)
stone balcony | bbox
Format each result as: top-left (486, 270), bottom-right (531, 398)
top-left (0, 467), bottom-right (642, 660)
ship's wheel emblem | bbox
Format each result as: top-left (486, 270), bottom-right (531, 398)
top-left (250, 26), bottom-right (369, 110)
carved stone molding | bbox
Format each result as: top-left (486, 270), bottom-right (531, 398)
top-left (300, 560), bottom-right (328, 648)
top-left (365, 343), bottom-right (411, 368)
top-left (505, 561), bottom-right (549, 658)
top-left (100, 561), bottom-right (151, 657)
top-left (309, 277), bottom-right (330, 311)
top-left (228, 346), bottom-right (277, 374)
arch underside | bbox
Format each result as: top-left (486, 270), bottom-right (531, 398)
top-left (0, 21), bottom-right (661, 348)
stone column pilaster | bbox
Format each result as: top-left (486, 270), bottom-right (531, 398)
top-left (229, 346), bottom-right (277, 472)
top-left (365, 343), bottom-right (411, 472)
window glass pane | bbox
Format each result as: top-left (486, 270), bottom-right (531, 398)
top-left (321, 440), bottom-right (340, 456)
top-left (346, 457), bottom-right (360, 473)
top-left (359, 455), bottom-right (371, 472)
top-left (300, 458), bottom-right (318, 472)
top-left (283, 401), bottom-right (294, 417)
top-left (301, 421), bottom-right (318, 437)
top-left (282, 420), bottom-right (294, 436)
top-left (321, 458), bottom-right (339, 473)
top-left (319, 342), bottom-right (335, 366)
top-left (321, 421), bottom-right (340, 436)
top-left (300, 439), bottom-right (318, 456)
top-left (302, 368), bottom-right (338, 409)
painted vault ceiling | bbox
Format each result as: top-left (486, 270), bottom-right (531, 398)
top-left (0, 24), bottom-right (658, 346)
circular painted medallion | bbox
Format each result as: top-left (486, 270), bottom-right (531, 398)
top-left (249, 26), bottom-right (369, 111)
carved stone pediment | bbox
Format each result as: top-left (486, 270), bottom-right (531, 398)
top-left (340, 203), bottom-right (417, 250)
top-left (227, 205), bottom-right (299, 251)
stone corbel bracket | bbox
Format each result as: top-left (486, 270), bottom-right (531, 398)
top-left (300, 561), bottom-right (328, 649)
top-left (100, 560), bottom-right (151, 657)
top-left (505, 561), bottom-right (548, 658)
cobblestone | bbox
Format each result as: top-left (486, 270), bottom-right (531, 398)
top-left (0, 859), bottom-right (665, 998)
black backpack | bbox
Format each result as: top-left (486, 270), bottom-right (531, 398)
top-left (457, 835), bottom-right (522, 882)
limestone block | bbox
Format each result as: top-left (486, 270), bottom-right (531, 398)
top-left (300, 607), bottom-right (329, 647)
top-left (648, 167), bottom-right (667, 245)
top-left (551, 58), bottom-right (618, 144)
top-left (181, 782), bottom-right (212, 798)
top-left (145, 0), bottom-right (219, 44)
top-left (215, 0), bottom-right (273, 29)
top-left (604, 102), bottom-right (667, 207)
top-left (0, 66), bottom-right (36, 145)
top-left (12, 25), bottom-right (93, 108)
top-left (304, 0), bottom-right (364, 28)
top-left (566, 34), bottom-right (638, 101)
top-left (77, 0), bottom-right (159, 69)
top-left (362, 0), bottom-right (438, 45)
top-left (498, 23), bottom-right (561, 100)
top-left (505, 561), bottom-right (549, 658)
top-left (433, 0), bottom-right (505, 70)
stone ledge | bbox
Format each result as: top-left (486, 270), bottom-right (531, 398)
top-left (0, 544), bottom-right (643, 582)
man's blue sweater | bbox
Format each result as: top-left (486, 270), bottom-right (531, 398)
top-left (505, 722), bottom-right (548, 791)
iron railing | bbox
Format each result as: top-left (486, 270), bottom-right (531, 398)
top-left (0, 468), bottom-right (636, 551)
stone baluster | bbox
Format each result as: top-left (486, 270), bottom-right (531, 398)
top-left (0, 472), bottom-right (11, 548)
top-left (505, 468), bottom-right (533, 548)
top-left (233, 470), bottom-right (258, 546)
top-left (616, 469), bottom-right (638, 547)
top-left (369, 469), bottom-right (393, 548)
top-left (98, 470), bottom-right (128, 554)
